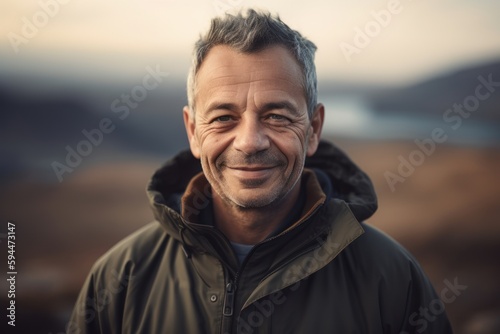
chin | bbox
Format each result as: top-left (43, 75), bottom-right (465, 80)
top-left (227, 191), bottom-right (283, 209)
top-left (234, 199), bottom-right (274, 209)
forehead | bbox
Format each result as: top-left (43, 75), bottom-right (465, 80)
top-left (195, 45), bottom-right (305, 103)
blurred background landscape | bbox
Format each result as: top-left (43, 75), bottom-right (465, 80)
top-left (0, 0), bottom-right (499, 333)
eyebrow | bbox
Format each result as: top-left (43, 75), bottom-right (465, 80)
top-left (205, 102), bottom-right (239, 114)
top-left (204, 100), bottom-right (301, 116)
top-left (261, 101), bottom-right (300, 116)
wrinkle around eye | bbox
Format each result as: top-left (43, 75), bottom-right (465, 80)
top-left (267, 114), bottom-right (288, 120)
top-left (206, 115), bottom-right (238, 130)
top-left (213, 115), bottom-right (233, 123)
top-left (263, 113), bottom-right (293, 126)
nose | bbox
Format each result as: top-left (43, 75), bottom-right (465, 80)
top-left (232, 115), bottom-right (270, 155)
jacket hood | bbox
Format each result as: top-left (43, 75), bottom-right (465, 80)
top-left (147, 140), bottom-right (377, 242)
top-left (304, 140), bottom-right (378, 222)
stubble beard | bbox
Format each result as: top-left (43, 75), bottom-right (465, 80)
top-left (205, 149), bottom-right (301, 210)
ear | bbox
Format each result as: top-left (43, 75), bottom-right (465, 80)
top-left (183, 106), bottom-right (200, 158)
top-left (306, 103), bottom-right (324, 157)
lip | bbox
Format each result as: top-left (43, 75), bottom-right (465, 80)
top-left (227, 165), bottom-right (277, 180)
top-left (228, 166), bottom-right (275, 171)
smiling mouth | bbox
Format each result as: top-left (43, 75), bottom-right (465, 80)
top-left (229, 166), bottom-right (275, 171)
top-left (226, 165), bottom-right (277, 181)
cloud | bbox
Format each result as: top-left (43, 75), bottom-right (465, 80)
top-left (1, 0), bottom-right (499, 83)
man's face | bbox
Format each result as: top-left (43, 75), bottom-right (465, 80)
top-left (184, 45), bottom-right (323, 209)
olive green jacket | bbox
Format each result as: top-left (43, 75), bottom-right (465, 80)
top-left (69, 141), bottom-right (452, 333)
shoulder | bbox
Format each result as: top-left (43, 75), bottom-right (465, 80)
top-left (348, 223), bottom-right (423, 274)
top-left (88, 221), bottom-right (176, 283)
top-left (346, 226), bottom-right (453, 333)
top-left (69, 222), bottom-right (178, 332)
top-left (334, 221), bottom-right (437, 301)
top-left (341, 223), bottom-right (439, 309)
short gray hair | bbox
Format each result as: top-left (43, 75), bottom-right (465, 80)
top-left (186, 9), bottom-right (318, 118)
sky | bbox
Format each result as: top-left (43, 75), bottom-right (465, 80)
top-left (1, 0), bottom-right (499, 85)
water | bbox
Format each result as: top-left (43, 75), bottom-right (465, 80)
top-left (321, 96), bottom-right (500, 146)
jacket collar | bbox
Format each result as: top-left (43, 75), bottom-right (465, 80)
top-left (179, 169), bottom-right (326, 235)
top-left (146, 140), bottom-right (377, 254)
top-left (304, 140), bottom-right (377, 222)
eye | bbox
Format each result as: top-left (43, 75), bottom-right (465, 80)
top-left (266, 114), bottom-right (290, 122)
top-left (213, 115), bottom-right (233, 123)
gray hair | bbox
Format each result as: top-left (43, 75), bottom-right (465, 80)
top-left (186, 9), bottom-right (318, 118)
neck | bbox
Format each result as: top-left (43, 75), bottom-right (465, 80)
top-left (213, 184), bottom-right (301, 245)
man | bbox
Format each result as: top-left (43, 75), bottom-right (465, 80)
top-left (69, 9), bottom-right (452, 334)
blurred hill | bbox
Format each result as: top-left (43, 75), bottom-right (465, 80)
top-left (1, 140), bottom-right (499, 334)
top-left (0, 75), bottom-right (189, 183)
top-left (0, 59), bottom-right (499, 333)
top-left (365, 60), bottom-right (500, 121)
top-left (1, 59), bottom-right (499, 182)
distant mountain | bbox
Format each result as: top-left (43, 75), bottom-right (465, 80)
top-left (0, 78), bottom-right (189, 158)
top-left (0, 76), bottom-right (189, 182)
top-left (2, 59), bottom-right (499, 182)
top-left (366, 60), bottom-right (500, 122)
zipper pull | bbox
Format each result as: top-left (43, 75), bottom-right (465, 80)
top-left (223, 282), bottom-right (236, 317)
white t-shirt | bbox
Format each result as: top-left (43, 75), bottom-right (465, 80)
top-left (230, 241), bottom-right (254, 265)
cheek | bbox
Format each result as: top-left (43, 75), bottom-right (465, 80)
top-left (275, 127), bottom-right (308, 150)
top-left (197, 130), bottom-right (232, 164)
top-left (271, 133), bottom-right (307, 169)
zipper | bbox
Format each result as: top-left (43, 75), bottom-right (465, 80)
top-left (220, 203), bottom-right (324, 332)
top-left (223, 281), bottom-right (236, 316)
top-left (223, 241), bottom-right (318, 322)
top-left (220, 257), bottom-right (244, 333)
top-left (155, 182), bottom-right (327, 332)
top-left (159, 193), bottom-right (324, 332)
